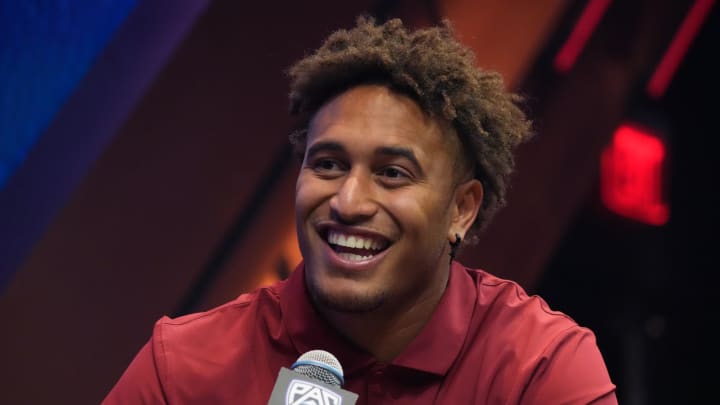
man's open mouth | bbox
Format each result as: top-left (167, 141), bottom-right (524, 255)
top-left (324, 229), bottom-right (390, 262)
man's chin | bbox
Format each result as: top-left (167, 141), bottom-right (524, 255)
top-left (308, 280), bottom-right (386, 314)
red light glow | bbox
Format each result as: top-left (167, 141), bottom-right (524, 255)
top-left (647, 0), bottom-right (715, 99)
top-left (553, 0), bottom-right (613, 73)
top-left (601, 124), bottom-right (669, 226)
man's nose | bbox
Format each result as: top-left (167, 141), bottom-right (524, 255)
top-left (329, 170), bottom-right (377, 223)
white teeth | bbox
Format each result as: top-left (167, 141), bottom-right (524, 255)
top-left (327, 230), bottom-right (385, 251)
top-left (338, 253), bottom-right (373, 261)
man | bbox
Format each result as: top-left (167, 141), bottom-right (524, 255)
top-left (104, 17), bottom-right (617, 404)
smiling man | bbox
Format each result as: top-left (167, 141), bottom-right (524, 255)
top-left (104, 17), bottom-right (617, 404)
top-left (295, 84), bottom-right (482, 362)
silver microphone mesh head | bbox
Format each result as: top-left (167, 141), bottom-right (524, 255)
top-left (291, 350), bottom-right (344, 387)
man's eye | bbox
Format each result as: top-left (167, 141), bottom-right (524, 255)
top-left (312, 159), bottom-right (342, 172)
top-left (380, 167), bottom-right (408, 179)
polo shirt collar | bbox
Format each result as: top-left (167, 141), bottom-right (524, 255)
top-left (391, 260), bottom-right (476, 375)
top-left (280, 261), bottom-right (476, 377)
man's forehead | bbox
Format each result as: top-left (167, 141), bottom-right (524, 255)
top-left (309, 85), bottom-right (429, 126)
top-left (308, 86), bottom-right (455, 140)
top-left (303, 84), bottom-right (466, 169)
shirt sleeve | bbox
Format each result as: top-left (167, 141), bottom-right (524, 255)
top-left (101, 330), bottom-right (169, 404)
top-left (522, 326), bottom-right (618, 405)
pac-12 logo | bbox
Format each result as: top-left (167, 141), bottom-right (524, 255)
top-left (285, 379), bottom-right (342, 405)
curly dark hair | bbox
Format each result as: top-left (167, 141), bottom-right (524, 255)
top-left (287, 16), bottom-right (533, 232)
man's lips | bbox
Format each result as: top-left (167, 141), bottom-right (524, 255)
top-left (321, 239), bottom-right (391, 269)
top-left (315, 224), bottom-right (393, 268)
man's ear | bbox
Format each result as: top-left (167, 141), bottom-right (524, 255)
top-left (449, 179), bottom-right (483, 241)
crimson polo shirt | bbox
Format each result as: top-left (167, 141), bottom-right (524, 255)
top-left (103, 261), bottom-right (617, 404)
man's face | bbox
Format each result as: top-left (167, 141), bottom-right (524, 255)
top-left (295, 85), bottom-right (466, 315)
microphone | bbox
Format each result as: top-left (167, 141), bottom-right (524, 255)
top-left (267, 350), bottom-right (359, 405)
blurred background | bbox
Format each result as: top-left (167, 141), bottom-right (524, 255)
top-left (0, 0), bottom-right (716, 403)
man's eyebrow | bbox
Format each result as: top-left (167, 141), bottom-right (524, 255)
top-left (306, 141), bottom-right (345, 158)
top-left (376, 146), bottom-right (424, 174)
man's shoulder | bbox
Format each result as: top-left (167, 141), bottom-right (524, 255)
top-left (461, 264), bottom-right (581, 334)
top-left (153, 280), bottom-right (286, 344)
top-left (455, 265), bottom-right (616, 403)
top-left (459, 264), bottom-right (599, 373)
top-left (119, 280), bottom-right (295, 401)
